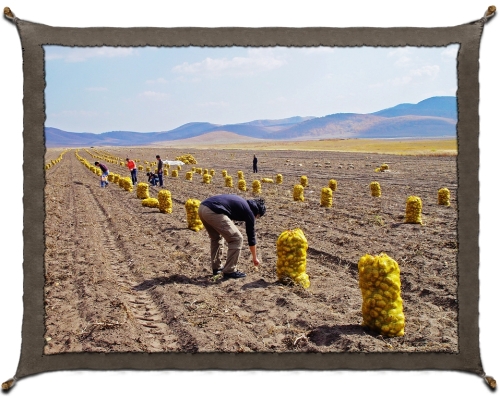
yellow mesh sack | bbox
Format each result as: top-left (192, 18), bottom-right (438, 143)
top-left (185, 199), bottom-right (204, 231)
top-left (329, 179), bottom-right (337, 191)
top-left (405, 196), bottom-right (422, 224)
top-left (252, 180), bottom-right (261, 194)
top-left (320, 187), bottom-right (333, 207)
top-left (300, 176), bottom-right (308, 187)
top-left (142, 198), bottom-right (159, 208)
top-left (438, 187), bottom-right (450, 206)
top-left (380, 163), bottom-right (389, 171)
top-left (171, 170), bottom-right (178, 178)
top-left (138, 165), bottom-right (143, 171)
top-left (185, 171), bottom-right (193, 181)
top-left (276, 174), bottom-right (283, 184)
top-left (136, 182), bottom-right (149, 199)
top-left (370, 181), bottom-right (381, 197)
top-left (158, 190), bottom-right (173, 213)
top-left (210, 169), bottom-right (215, 176)
top-left (358, 253), bottom-right (405, 337)
top-left (293, 184), bottom-right (304, 201)
top-left (261, 178), bottom-right (274, 183)
top-left (123, 177), bottom-right (133, 192)
top-left (238, 179), bottom-right (247, 191)
top-left (225, 176), bottom-right (233, 188)
top-left (276, 228), bottom-right (310, 288)
top-left (237, 170), bottom-right (244, 179)
top-left (203, 174), bottom-right (212, 184)
top-left (204, 169), bottom-right (209, 175)
top-left (222, 170), bottom-right (228, 177)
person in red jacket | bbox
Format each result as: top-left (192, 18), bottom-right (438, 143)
top-left (126, 157), bottom-right (137, 185)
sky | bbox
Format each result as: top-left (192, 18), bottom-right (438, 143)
top-left (44, 44), bottom-right (459, 133)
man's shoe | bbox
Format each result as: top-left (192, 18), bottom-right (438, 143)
top-left (213, 269), bottom-right (222, 276)
top-left (223, 271), bottom-right (246, 279)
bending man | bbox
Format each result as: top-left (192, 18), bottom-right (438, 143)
top-left (198, 194), bottom-right (266, 279)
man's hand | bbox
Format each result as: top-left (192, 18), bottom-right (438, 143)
top-left (253, 258), bottom-right (260, 266)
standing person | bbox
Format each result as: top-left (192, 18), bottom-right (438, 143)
top-left (253, 154), bottom-right (258, 173)
top-left (94, 161), bottom-right (109, 188)
top-left (126, 157), bottom-right (138, 185)
top-left (198, 194), bottom-right (266, 279)
top-left (156, 155), bottom-right (165, 188)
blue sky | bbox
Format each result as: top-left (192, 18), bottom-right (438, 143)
top-left (44, 45), bottom-right (458, 133)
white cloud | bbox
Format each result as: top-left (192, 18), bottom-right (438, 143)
top-left (410, 65), bottom-right (440, 78)
top-left (199, 101), bottom-right (229, 108)
top-left (139, 91), bottom-right (169, 100)
top-left (302, 47), bottom-right (336, 55)
top-left (146, 78), bottom-right (168, 85)
top-left (45, 47), bottom-right (135, 63)
top-left (441, 45), bottom-right (459, 59)
top-left (172, 49), bottom-right (286, 76)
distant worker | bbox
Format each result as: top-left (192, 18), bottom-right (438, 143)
top-left (198, 194), bottom-right (266, 279)
top-left (146, 172), bottom-right (159, 186)
top-left (253, 154), bottom-right (258, 173)
top-left (94, 161), bottom-right (109, 188)
top-left (126, 157), bottom-right (138, 185)
top-left (156, 155), bottom-right (165, 188)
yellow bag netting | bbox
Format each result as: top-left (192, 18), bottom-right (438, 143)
top-left (171, 170), bottom-right (178, 177)
top-left (122, 177), bottom-right (133, 192)
top-left (185, 199), bottom-right (204, 231)
top-left (380, 163), bottom-right (389, 171)
top-left (210, 169), bottom-right (215, 176)
top-left (237, 170), bottom-right (244, 179)
top-left (276, 228), bottom-right (310, 288)
top-left (146, 167), bottom-right (151, 172)
top-left (438, 187), bottom-right (450, 206)
top-left (238, 179), bottom-right (247, 191)
top-left (185, 171), bottom-right (193, 181)
top-left (293, 184), bottom-right (304, 201)
top-left (142, 198), bottom-right (159, 208)
top-left (370, 181), bottom-right (381, 197)
top-left (320, 187), bottom-right (333, 207)
top-left (158, 190), bottom-right (173, 213)
top-left (119, 176), bottom-right (126, 188)
top-left (225, 176), bottom-right (233, 188)
top-left (138, 165), bottom-right (143, 171)
top-left (276, 174), bottom-right (283, 184)
top-left (203, 174), bottom-right (212, 184)
top-left (261, 178), bottom-right (274, 183)
top-left (252, 180), bottom-right (261, 194)
top-left (136, 182), bottom-right (149, 199)
top-left (203, 169), bottom-right (209, 175)
top-left (300, 176), bottom-right (308, 187)
top-left (177, 165), bottom-right (182, 171)
top-left (222, 170), bottom-right (228, 177)
top-left (329, 179), bottom-right (337, 191)
top-left (405, 196), bottom-right (422, 224)
top-left (175, 154), bottom-right (197, 164)
top-left (196, 167), bottom-right (203, 175)
top-left (374, 168), bottom-right (381, 173)
top-left (358, 253), bottom-right (405, 337)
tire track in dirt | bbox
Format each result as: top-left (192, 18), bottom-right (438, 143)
top-left (72, 154), bottom-right (200, 352)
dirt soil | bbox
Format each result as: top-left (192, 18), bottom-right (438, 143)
top-left (44, 147), bottom-right (458, 354)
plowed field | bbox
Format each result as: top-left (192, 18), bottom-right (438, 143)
top-left (43, 147), bottom-right (458, 354)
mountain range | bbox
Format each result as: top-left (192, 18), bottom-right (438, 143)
top-left (45, 96), bottom-right (457, 147)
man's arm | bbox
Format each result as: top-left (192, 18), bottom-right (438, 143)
top-left (249, 245), bottom-right (260, 266)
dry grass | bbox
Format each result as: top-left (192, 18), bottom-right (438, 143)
top-left (165, 138), bottom-right (457, 156)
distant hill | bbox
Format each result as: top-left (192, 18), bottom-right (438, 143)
top-left (45, 96), bottom-right (457, 147)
